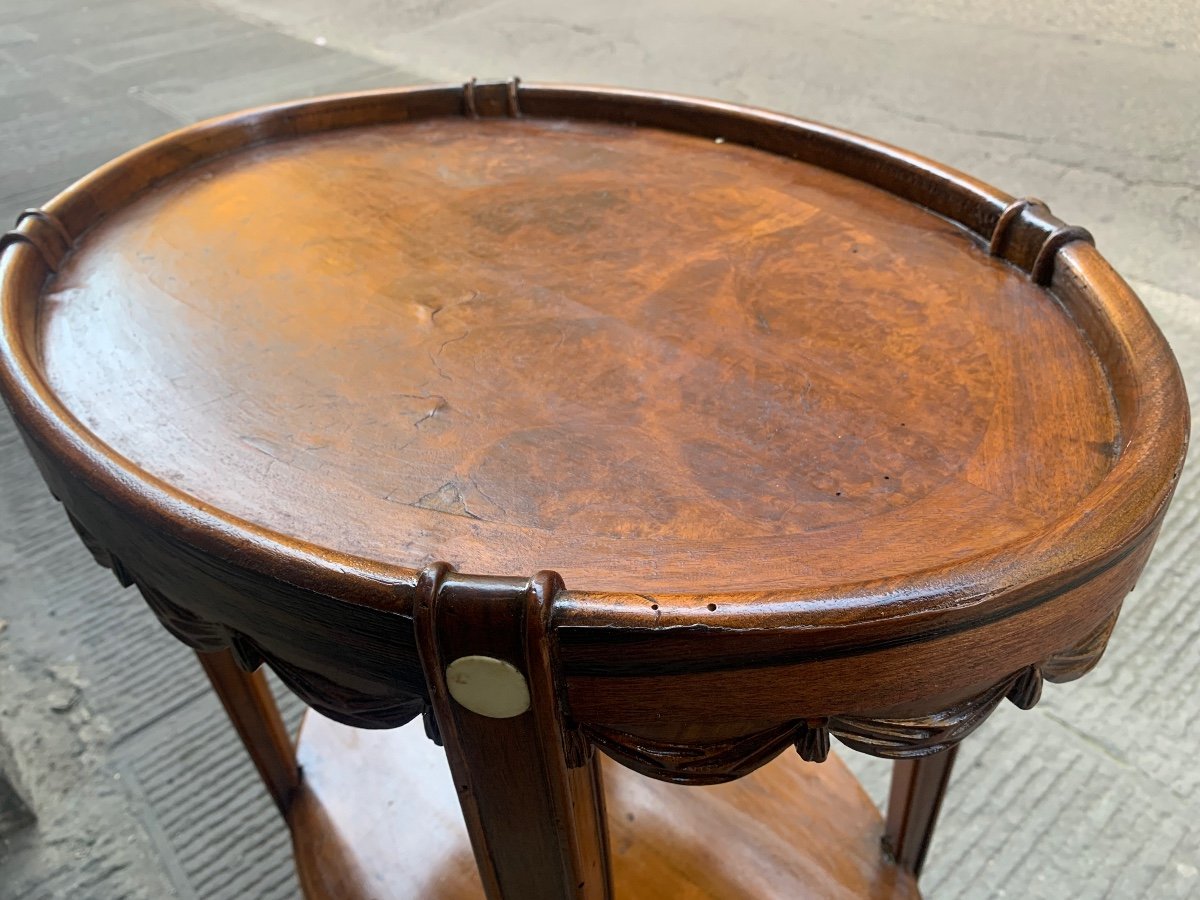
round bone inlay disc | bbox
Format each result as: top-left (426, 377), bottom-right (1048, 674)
top-left (445, 655), bottom-right (531, 719)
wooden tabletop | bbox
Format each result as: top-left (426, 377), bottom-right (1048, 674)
top-left (32, 114), bottom-right (1120, 598)
top-left (0, 82), bottom-right (1187, 748)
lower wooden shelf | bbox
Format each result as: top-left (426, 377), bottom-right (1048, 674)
top-left (289, 712), bottom-right (919, 899)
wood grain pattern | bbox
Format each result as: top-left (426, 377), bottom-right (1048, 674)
top-left (292, 712), bottom-right (920, 899)
top-left (28, 117), bottom-right (1116, 592)
top-left (0, 82), bottom-right (1188, 895)
top-left (0, 85), bottom-right (1183, 739)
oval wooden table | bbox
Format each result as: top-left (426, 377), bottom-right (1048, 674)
top-left (0, 80), bottom-right (1189, 899)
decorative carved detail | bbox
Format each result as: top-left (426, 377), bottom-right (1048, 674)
top-left (1005, 665), bottom-right (1043, 710)
top-left (462, 76), bottom-right (522, 118)
top-left (1042, 610), bottom-right (1120, 683)
top-left (586, 720), bottom-right (804, 786)
top-left (227, 632), bottom-right (264, 672)
top-left (1, 208), bottom-right (73, 272)
top-left (830, 674), bottom-right (1018, 759)
top-left (830, 611), bottom-right (1119, 763)
top-left (65, 511), bottom-right (133, 587)
top-left (794, 719), bottom-right (830, 763)
top-left (109, 556), bottom-right (134, 589)
top-left (988, 197), bottom-right (1043, 256)
top-left (586, 609), bottom-right (1122, 785)
top-left (560, 717), bottom-right (593, 770)
top-left (1031, 224), bottom-right (1094, 286)
top-left (257, 644), bottom-right (425, 729)
top-left (136, 580), bottom-right (424, 729)
top-left (59, 500), bottom-right (1125, 767)
top-left (587, 672), bottom-right (1023, 783)
top-left (985, 196), bottom-right (1095, 285)
top-left (62, 505), bottom-right (428, 730)
top-left (137, 582), bottom-right (230, 651)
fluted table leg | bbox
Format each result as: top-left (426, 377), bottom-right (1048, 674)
top-left (884, 746), bottom-right (959, 877)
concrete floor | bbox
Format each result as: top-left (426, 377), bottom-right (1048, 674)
top-left (0, 0), bottom-right (1198, 897)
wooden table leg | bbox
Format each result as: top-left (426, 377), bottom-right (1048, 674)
top-left (196, 648), bottom-right (300, 816)
top-left (883, 745), bottom-right (958, 877)
top-left (415, 566), bottom-right (612, 900)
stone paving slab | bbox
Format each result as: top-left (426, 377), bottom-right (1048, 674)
top-left (116, 686), bottom-right (304, 900)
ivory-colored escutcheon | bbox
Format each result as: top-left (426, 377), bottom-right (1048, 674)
top-left (445, 655), bottom-right (531, 718)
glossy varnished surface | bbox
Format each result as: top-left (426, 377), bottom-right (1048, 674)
top-left (1, 85), bottom-right (1187, 897)
top-left (2, 83), bottom-right (1185, 756)
top-left (36, 116), bottom-right (1116, 593)
top-left (291, 713), bottom-right (919, 899)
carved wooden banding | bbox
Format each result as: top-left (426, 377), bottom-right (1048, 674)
top-left (580, 611), bottom-right (1123, 785)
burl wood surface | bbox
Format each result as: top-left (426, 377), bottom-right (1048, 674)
top-left (292, 712), bottom-right (919, 900)
top-left (37, 116), bottom-right (1116, 593)
top-left (0, 84), bottom-right (1187, 792)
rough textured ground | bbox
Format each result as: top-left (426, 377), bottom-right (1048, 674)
top-left (0, 0), bottom-right (1197, 897)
